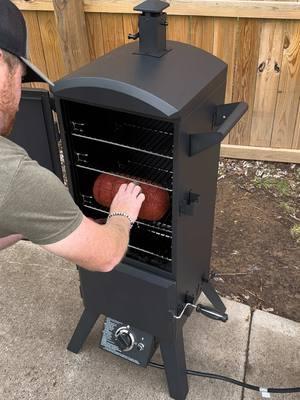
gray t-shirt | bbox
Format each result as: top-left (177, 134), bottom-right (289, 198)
top-left (0, 136), bottom-right (83, 245)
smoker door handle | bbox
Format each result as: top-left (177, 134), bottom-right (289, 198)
top-left (188, 102), bottom-right (248, 156)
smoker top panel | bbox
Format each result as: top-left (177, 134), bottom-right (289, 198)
top-left (134, 0), bottom-right (169, 12)
top-left (53, 41), bottom-right (227, 117)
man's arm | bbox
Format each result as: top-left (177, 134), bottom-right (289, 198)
top-left (42, 182), bottom-right (145, 272)
top-left (42, 215), bottom-right (130, 272)
top-left (0, 234), bottom-right (23, 251)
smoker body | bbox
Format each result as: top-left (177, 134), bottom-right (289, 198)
top-left (50, 39), bottom-right (238, 400)
top-left (53, 39), bottom-right (227, 291)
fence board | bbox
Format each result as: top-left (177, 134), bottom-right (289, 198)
top-left (23, 11), bottom-right (48, 75)
top-left (250, 21), bottom-right (284, 147)
top-left (85, 13), bottom-right (105, 60)
top-left (167, 0), bottom-right (300, 19)
top-left (37, 12), bottom-right (66, 82)
top-left (101, 13), bottom-right (125, 53)
top-left (123, 14), bottom-right (139, 44)
top-left (22, 11), bottom-right (49, 89)
top-left (213, 17), bottom-right (237, 104)
top-left (292, 99), bottom-right (300, 149)
top-left (190, 17), bottom-right (214, 53)
top-left (271, 21), bottom-right (300, 148)
top-left (167, 16), bottom-right (190, 43)
top-left (213, 17), bottom-right (238, 144)
top-left (53, 0), bottom-right (90, 73)
top-left (230, 18), bottom-right (262, 146)
top-left (293, 0), bottom-right (300, 149)
top-left (12, 0), bottom-right (300, 20)
top-left (221, 144), bottom-right (300, 163)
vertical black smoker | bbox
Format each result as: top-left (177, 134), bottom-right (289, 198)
top-left (25, 1), bottom-right (246, 399)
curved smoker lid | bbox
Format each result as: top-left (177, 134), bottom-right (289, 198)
top-left (53, 41), bottom-right (227, 118)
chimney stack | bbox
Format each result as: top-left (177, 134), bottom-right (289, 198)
top-left (129, 0), bottom-right (170, 58)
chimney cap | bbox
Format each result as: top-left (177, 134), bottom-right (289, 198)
top-left (134, 0), bottom-right (169, 14)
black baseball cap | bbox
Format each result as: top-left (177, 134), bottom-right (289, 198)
top-left (0, 0), bottom-right (53, 86)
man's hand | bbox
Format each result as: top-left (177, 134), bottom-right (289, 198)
top-left (110, 182), bottom-right (145, 223)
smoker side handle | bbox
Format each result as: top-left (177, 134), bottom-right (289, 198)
top-left (188, 102), bottom-right (248, 156)
top-left (215, 102), bottom-right (248, 138)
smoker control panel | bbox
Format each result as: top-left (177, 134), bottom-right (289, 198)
top-left (100, 317), bottom-right (156, 367)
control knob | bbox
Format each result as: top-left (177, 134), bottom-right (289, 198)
top-left (115, 326), bottom-right (135, 352)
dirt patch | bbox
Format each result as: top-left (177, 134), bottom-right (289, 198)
top-left (212, 160), bottom-right (300, 322)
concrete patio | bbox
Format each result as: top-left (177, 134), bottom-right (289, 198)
top-left (0, 241), bottom-right (299, 400)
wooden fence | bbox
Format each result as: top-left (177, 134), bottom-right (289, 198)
top-left (12, 0), bottom-right (300, 163)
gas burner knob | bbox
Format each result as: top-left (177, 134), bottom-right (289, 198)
top-left (115, 327), bottom-right (135, 352)
top-left (137, 343), bottom-right (144, 352)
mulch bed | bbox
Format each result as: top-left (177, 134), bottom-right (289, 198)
top-left (212, 159), bottom-right (300, 322)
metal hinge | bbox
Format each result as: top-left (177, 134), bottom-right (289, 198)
top-left (48, 92), bottom-right (56, 111)
top-left (54, 121), bottom-right (61, 141)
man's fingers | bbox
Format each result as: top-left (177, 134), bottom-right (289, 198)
top-left (137, 193), bottom-right (145, 204)
top-left (117, 183), bottom-right (127, 194)
top-left (133, 185), bottom-right (142, 196)
top-left (126, 182), bottom-right (136, 193)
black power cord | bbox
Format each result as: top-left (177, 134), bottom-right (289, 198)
top-left (149, 361), bottom-right (300, 395)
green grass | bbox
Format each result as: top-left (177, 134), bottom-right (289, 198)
top-left (290, 224), bottom-right (300, 243)
top-left (252, 177), bottom-right (292, 197)
top-left (279, 202), bottom-right (297, 216)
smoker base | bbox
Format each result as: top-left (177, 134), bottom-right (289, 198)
top-left (159, 325), bottom-right (189, 400)
top-left (67, 263), bottom-right (227, 399)
top-left (67, 308), bottom-right (100, 354)
top-left (66, 263), bottom-right (192, 399)
top-left (67, 307), bottom-right (188, 400)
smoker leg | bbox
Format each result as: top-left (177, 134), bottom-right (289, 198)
top-left (160, 327), bottom-right (188, 400)
top-left (67, 308), bottom-right (100, 354)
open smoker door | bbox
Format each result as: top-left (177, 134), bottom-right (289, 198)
top-left (10, 88), bottom-right (63, 181)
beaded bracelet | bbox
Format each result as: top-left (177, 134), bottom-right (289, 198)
top-left (107, 212), bottom-right (134, 228)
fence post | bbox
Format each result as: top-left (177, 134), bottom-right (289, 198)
top-left (53, 0), bottom-right (91, 73)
